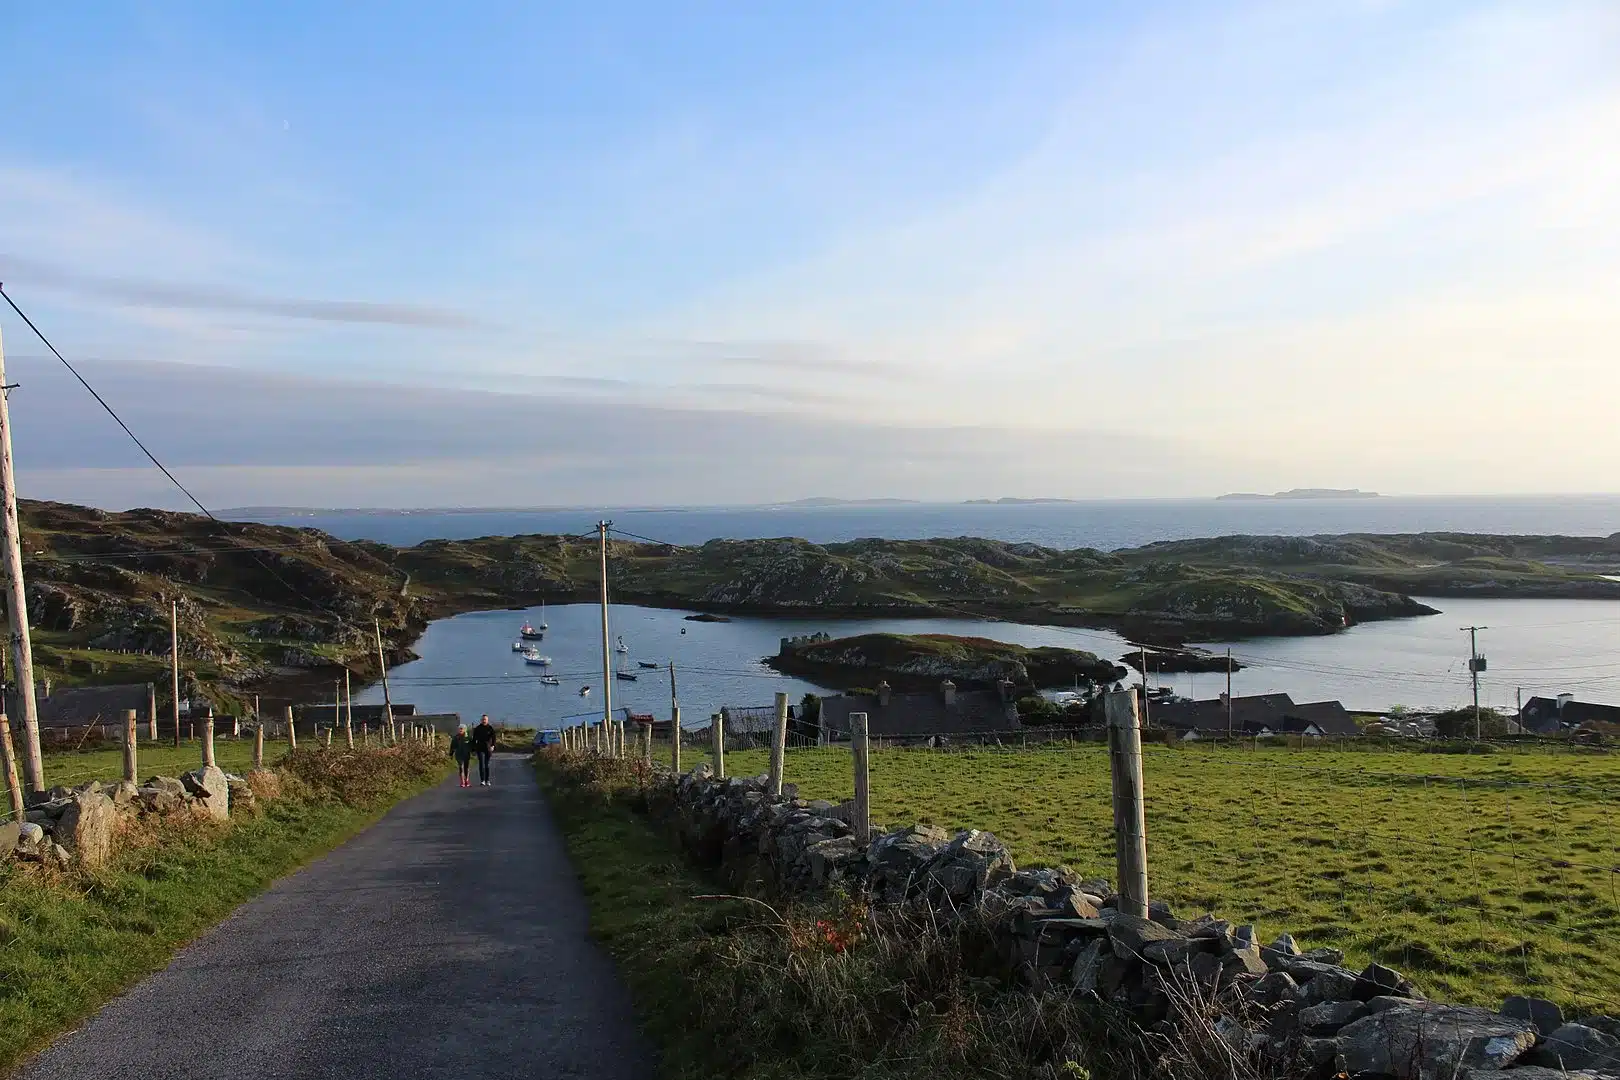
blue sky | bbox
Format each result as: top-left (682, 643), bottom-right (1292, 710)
top-left (2, 2), bottom-right (1617, 507)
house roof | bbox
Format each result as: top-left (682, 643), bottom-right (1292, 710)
top-left (819, 688), bottom-right (1021, 739)
top-left (1150, 693), bottom-right (1357, 736)
top-left (293, 703), bottom-right (417, 724)
top-left (1521, 696), bottom-right (1620, 733)
top-left (6, 683), bottom-right (152, 729)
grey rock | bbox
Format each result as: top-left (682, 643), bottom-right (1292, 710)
top-left (144, 776), bottom-right (187, 798)
top-left (183, 765), bottom-right (230, 822)
top-left (1335, 1002), bottom-right (1537, 1080)
top-left (110, 780), bottom-right (138, 807)
top-left (47, 841), bottom-right (71, 869)
top-left (1301, 965), bottom-right (1360, 1004)
top-left (1299, 999), bottom-right (1368, 1035)
top-left (1141, 936), bottom-right (1211, 966)
top-left (1525, 1023), bottom-right (1620, 1072)
top-left (17, 821), bottom-right (44, 847)
top-left (1465, 1070), bottom-right (1614, 1080)
top-left (1147, 899), bottom-right (1178, 927)
top-left (1300, 946), bottom-right (1344, 965)
top-left (1355, 960), bottom-right (1413, 1000)
top-left (72, 780), bottom-right (103, 796)
top-left (1184, 915), bottom-right (1234, 941)
top-left (1502, 995), bottom-right (1564, 1037)
top-left (1301, 1037), bottom-right (1339, 1065)
top-left (1252, 970), bottom-right (1298, 1006)
top-left (1576, 1016), bottom-right (1620, 1040)
top-left (0, 820), bottom-right (18, 859)
top-left (1224, 942), bottom-right (1270, 977)
top-left (1107, 914), bottom-right (1180, 960)
top-left (805, 836), bottom-right (859, 884)
top-left (1069, 938), bottom-right (1108, 993)
top-left (57, 791), bottom-right (116, 869)
top-left (226, 777), bottom-right (257, 815)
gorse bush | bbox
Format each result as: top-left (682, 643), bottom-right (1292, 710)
top-left (277, 741), bottom-right (448, 808)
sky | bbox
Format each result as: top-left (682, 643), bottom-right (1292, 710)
top-left (1, 1), bottom-right (1617, 509)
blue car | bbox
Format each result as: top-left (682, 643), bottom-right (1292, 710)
top-left (533, 728), bottom-right (562, 747)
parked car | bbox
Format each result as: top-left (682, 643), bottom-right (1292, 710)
top-left (533, 728), bottom-right (562, 747)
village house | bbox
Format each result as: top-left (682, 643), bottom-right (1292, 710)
top-left (817, 679), bottom-right (1024, 744)
top-left (1518, 693), bottom-right (1620, 735)
top-left (1148, 692), bottom-right (1358, 739)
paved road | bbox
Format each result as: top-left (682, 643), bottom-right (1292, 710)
top-left (19, 756), bottom-right (653, 1079)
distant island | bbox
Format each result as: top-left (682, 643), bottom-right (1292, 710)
top-left (962, 497), bottom-right (1078, 505)
top-left (778, 497), bottom-right (922, 507)
top-left (1215, 489), bottom-right (1382, 501)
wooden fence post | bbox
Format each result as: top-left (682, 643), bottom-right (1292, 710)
top-left (1104, 690), bottom-right (1149, 919)
top-left (285, 705), bottom-right (297, 751)
top-left (711, 712), bottom-right (725, 779)
top-left (122, 709), bottom-right (138, 784)
top-left (324, 728), bottom-right (333, 749)
top-left (850, 711), bottom-right (871, 845)
top-left (768, 691), bottom-right (789, 796)
top-left (253, 719), bottom-right (265, 770)
top-left (147, 683), bottom-right (158, 741)
top-left (201, 705), bottom-right (216, 769)
top-left (0, 714), bottom-right (23, 820)
top-left (670, 704), bottom-right (681, 774)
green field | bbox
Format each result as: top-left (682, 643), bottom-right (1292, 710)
top-left (29, 740), bottom-right (262, 792)
top-left (676, 740), bottom-right (1620, 1012)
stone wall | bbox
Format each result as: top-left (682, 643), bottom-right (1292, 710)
top-left (3, 765), bottom-right (269, 872)
top-left (664, 764), bottom-right (1619, 1080)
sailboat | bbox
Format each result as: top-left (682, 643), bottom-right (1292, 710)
top-left (539, 600), bottom-right (548, 631)
top-left (615, 635), bottom-right (629, 654)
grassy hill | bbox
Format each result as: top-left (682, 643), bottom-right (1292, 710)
top-left (766, 632), bottom-right (1129, 690)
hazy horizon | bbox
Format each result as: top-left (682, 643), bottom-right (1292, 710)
top-left (4, 3), bottom-right (1617, 509)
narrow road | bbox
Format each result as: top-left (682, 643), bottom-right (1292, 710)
top-left (19, 756), bottom-right (652, 1079)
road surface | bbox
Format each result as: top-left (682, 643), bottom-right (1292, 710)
top-left (19, 755), bottom-right (652, 1079)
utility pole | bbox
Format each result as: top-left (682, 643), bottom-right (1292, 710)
top-left (1516, 686), bottom-right (1523, 735)
top-left (1226, 647), bottom-right (1233, 740)
top-left (0, 323), bottom-right (43, 793)
top-left (344, 668), bottom-right (354, 749)
top-left (1138, 644), bottom-right (1150, 729)
top-left (1462, 626), bottom-right (1488, 739)
top-left (170, 600), bottom-right (180, 748)
top-left (598, 521), bottom-right (613, 743)
top-left (374, 619), bottom-right (395, 742)
top-left (668, 661), bottom-right (680, 774)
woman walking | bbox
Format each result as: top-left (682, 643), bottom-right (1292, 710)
top-left (449, 724), bottom-right (474, 788)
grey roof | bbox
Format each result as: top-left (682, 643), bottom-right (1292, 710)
top-left (1150, 693), bottom-right (1358, 736)
top-left (819, 689), bottom-right (1021, 739)
top-left (293, 703), bottom-right (416, 724)
top-left (7, 683), bottom-right (152, 729)
top-left (1521, 696), bottom-right (1620, 734)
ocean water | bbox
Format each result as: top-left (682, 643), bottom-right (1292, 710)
top-left (235, 495), bottom-right (1620, 550)
top-left (351, 596), bottom-right (1620, 727)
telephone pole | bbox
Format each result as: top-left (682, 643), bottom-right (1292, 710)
top-left (170, 599), bottom-right (181, 748)
top-left (0, 320), bottom-right (43, 792)
top-left (1226, 647), bottom-right (1234, 739)
top-left (1462, 626), bottom-right (1488, 739)
top-left (374, 619), bottom-right (395, 741)
top-left (598, 521), bottom-right (614, 743)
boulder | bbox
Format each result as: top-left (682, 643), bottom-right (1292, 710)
top-left (183, 765), bottom-right (230, 822)
top-left (1070, 938), bottom-right (1108, 992)
top-left (56, 791), bottom-right (116, 869)
top-left (1465, 1070), bottom-right (1612, 1080)
top-left (1502, 995), bottom-right (1564, 1037)
top-left (1299, 999), bottom-right (1368, 1035)
top-left (145, 776), bottom-right (187, 799)
top-left (1524, 1023), bottom-right (1620, 1072)
top-left (1107, 914), bottom-right (1180, 961)
top-left (1334, 1002), bottom-right (1537, 1080)
top-left (1252, 971), bottom-right (1298, 1006)
top-left (109, 780), bottom-right (138, 808)
top-left (136, 785), bottom-right (183, 815)
top-left (927, 829), bottom-right (1015, 899)
top-left (805, 836), bottom-right (859, 885)
top-left (17, 821), bottom-right (44, 850)
top-left (0, 820), bottom-right (19, 860)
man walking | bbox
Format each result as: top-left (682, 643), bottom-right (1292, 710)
top-left (471, 714), bottom-right (498, 786)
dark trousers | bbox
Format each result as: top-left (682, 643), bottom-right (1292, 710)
top-left (456, 757), bottom-right (471, 781)
top-left (476, 749), bottom-right (492, 782)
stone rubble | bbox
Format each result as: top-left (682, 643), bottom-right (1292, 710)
top-left (662, 764), bottom-right (1620, 1080)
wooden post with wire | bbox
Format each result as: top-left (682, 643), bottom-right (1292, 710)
top-left (374, 620), bottom-right (396, 742)
top-left (285, 704), bottom-right (297, 751)
top-left (768, 691), bottom-right (789, 796)
top-left (711, 712), bottom-right (725, 779)
top-left (640, 720), bottom-right (652, 768)
top-left (669, 662), bottom-right (680, 774)
top-left (148, 683), bottom-right (158, 742)
top-left (253, 716), bottom-right (264, 770)
top-left (0, 713), bottom-right (21, 820)
top-left (122, 709), bottom-right (138, 784)
top-left (1104, 689), bottom-right (1149, 919)
top-left (850, 711), bottom-right (871, 845)
top-left (0, 321), bottom-right (45, 795)
top-left (343, 669), bottom-right (354, 749)
top-left (200, 704), bottom-right (216, 769)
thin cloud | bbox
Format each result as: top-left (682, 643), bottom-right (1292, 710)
top-left (0, 255), bottom-right (478, 329)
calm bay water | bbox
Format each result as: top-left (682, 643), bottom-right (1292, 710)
top-left (351, 597), bottom-right (1620, 728)
top-left (239, 496), bottom-right (1620, 551)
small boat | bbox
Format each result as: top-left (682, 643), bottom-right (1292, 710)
top-left (511, 641), bottom-right (525, 652)
top-left (520, 622), bottom-right (544, 641)
top-left (539, 600), bottom-right (548, 631)
top-left (615, 670), bottom-right (638, 682)
top-left (524, 653), bottom-right (552, 666)
top-left (579, 686), bottom-right (591, 697)
top-left (637, 661), bottom-right (659, 669)
top-left (680, 627), bottom-right (687, 634)
top-left (615, 635), bottom-right (629, 654)
top-left (539, 675), bottom-right (560, 686)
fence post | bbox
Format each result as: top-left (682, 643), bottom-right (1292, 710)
top-left (711, 712), bottom-right (725, 779)
top-left (201, 705), bottom-right (216, 769)
top-left (253, 719), bottom-right (265, 770)
top-left (0, 714), bottom-right (23, 820)
top-left (147, 683), bottom-right (158, 741)
top-left (641, 722), bottom-right (652, 768)
top-left (1104, 690), bottom-right (1149, 919)
top-left (670, 704), bottom-right (681, 774)
top-left (122, 709), bottom-right (139, 784)
top-left (324, 728), bottom-right (333, 749)
top-left (768, 691), bottom-right (789, 796)
top-left (285, 705), bottom-right (298, 751)
top-left (851, 710), bottom-right (870, 845)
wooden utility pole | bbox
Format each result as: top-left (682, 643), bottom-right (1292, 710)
top-left (1516, 686), bottom-right (1523, 735)
top-left (1226, 647), bottom-right (1233, 740)
top-left (374, 619), bottom-right (395, 742)
top-left (0, 713), bottom-right (21, 819)
top-left (1462, 626), bottom-right (1488, 739)
top-left (710, 711), bottom-right (725, 779)
top-left (768, 691), bottom-right (789, 796)
top-left (169, 600), bottom-right (180, 748)
top-left (1104, 690), bottom-right (1149, 919)
top-left (0, 328), bottom-right (42, 794)
top-left (668, 662), bottom-right (680, 774)
top-left (1138, 644), bottom-right (1150, 730)
top-left (343, 668), bottom-right (354, 749)
top-left (598, 521), bottom-right (613, 746)
top-left (121, 709), bottom-right (138, 784)
top-left (850, 710), bottom-right (871, 845)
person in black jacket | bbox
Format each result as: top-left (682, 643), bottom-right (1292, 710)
top-left (449, 724), bottom-right (474, 788)
top-left (471, 715), bottom-right (497, 786)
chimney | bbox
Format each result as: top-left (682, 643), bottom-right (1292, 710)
top-left (940, 679), bottom-right (956, 706)
top-left (877, 680), bottom-right (891, 707)
top-left (1556, 693), bottom-right (1574, 710)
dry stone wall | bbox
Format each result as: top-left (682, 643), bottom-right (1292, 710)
top-left (666, 764), bottom-right (1619, 1080)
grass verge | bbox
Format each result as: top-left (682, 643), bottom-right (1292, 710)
top-left (535, 752), bottom-right (1262, 1080)
top-left (0, 742), bottom-right (449, 1074)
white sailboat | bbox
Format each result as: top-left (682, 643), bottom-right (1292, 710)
top-left (615, 635), bottom-right (629, 654)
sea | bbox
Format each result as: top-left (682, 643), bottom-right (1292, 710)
top-left (307, 497), bottom-right (1620, 728)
